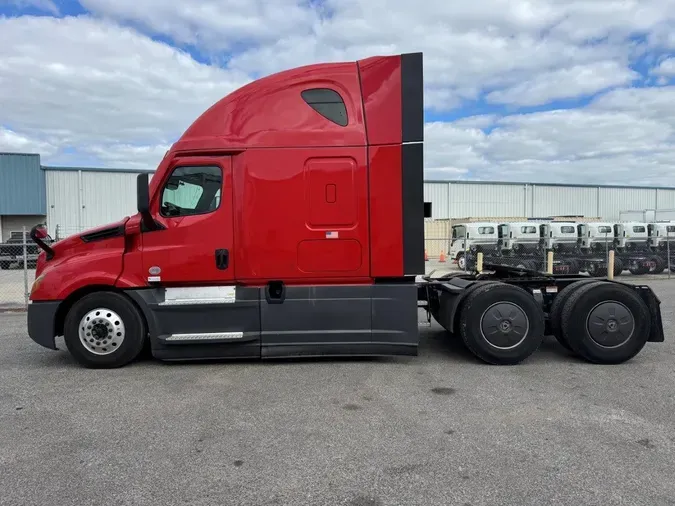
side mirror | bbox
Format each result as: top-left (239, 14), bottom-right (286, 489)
top-left (137, 173), bottom-right (159, 231)
top-left (137, 173), bottom-right (150, 214)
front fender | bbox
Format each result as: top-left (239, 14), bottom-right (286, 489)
top-left (30, 247), bottom-right (124, 301)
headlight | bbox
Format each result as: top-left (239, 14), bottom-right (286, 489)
top-left (30, 274), bottom-right (45, 297)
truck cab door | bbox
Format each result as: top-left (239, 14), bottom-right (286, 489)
top-left (138, 156), bottom-right (261, 359)
top-left (142, 158), bottom-right (234, 284)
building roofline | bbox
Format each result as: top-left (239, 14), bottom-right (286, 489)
top-left (423, 179), bottom-right (675, 191)
top-left (0, 152), bottom-right (40, 157)
top-left (41, 165), bottom-right (155, 174)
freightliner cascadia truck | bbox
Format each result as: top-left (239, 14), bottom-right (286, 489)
top-left (26, 52), bottom-right (665, 368)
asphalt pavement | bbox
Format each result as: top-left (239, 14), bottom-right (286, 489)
top-left (1, 282), bottom-right (675, 506)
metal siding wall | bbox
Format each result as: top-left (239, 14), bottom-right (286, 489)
top-left (80, 172), bottom-right (138, 230)
top-left (423, 182), bottom-right (449, 219)
top-left (448, 183), bottom-right (525, 219)
top-left (532, 185), bottom-right (598, 217)
top-left (656, 189), bottom-right (675, 209)
top-left (46, 171), bottom-right (80, 237)
top-left (599, 188), bottom-right (657, 221)
top-left (0, 154), bottom-right (46, 215)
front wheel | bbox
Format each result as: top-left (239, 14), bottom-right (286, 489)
top-left (457, 253), bottom-right (466, 270)
top-left (63, 291), bottom-right (147, 368)
top-left (458, 283), bottom-right (545, 365)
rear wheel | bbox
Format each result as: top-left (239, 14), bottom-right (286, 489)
top-left (629, 264), bottom-right (649, 275)
top-left (458, 283), bottom-right (545, 365)
top-left (64, 291), bottom-right (147, 368)
top-left (561, 282), bottom-right (651, 364)
top-left (613, 257), bottom-right (624, 277)
top-left (549, 280), bottom-right (604, 352)
top-left (648, 255), bottom-right (666, 274)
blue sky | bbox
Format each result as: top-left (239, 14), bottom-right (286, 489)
top-left (1, 0), bottom-right (675, 184)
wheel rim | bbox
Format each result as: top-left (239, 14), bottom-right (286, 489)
top-left (585, 300), bottom-right (634, 348)
top-left (78, 308), bottom-right (125, 356)
top-left (479, 302), bottom-right (530, 350)
top-left (459, 256), bottom-right (465, 269)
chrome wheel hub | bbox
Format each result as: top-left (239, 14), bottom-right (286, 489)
top-left (78, 308), bottom-right (125, 356)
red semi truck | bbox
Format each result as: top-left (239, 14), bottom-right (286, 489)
top-left (27, 52), bottom-right (664, 368)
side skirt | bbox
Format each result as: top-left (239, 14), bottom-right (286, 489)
top-left (124, 281), bottom-right (420, 362)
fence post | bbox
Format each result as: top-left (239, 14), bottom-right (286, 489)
top-left (547, 251), bottom-right (553, 274)
top-left (463, 230), bottom-right (468, 272)
top-left (477, 252), bottom-right (483, 273)
top-left (668, 229), bottom-right (671, 280)
top-left (22, 226), bottom-right (29, 307)
top-left (607, 250), bottom-right (615, 281)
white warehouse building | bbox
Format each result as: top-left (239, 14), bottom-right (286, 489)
top-left (423, 180), bottom-right (675, 222)
top-left (44, 166), bottom-right (155, 239)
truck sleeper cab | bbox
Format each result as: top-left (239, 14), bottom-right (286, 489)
top-left (27, 52), bottom-right (426, 367)
top-left (26, 52), bottom-right (665, 369)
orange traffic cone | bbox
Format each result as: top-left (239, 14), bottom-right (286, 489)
top-left (439, 250), bottom-right (446, 263)
top-left (425, 249), bottom-right (429, 261)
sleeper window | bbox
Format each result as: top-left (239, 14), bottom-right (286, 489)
top-left (301, 88), bottom-right (348, 126)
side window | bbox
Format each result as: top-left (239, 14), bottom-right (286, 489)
top-left (160, 165), bottom-right (222, 218)
top-left (301, 88), bottom-right (348, 127)
top-left (633, 226), bottom-right (646, 233)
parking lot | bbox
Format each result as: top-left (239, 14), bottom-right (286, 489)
top-left (1, 281), bottom-right (674, 505)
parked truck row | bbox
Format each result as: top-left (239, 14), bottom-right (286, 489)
top-left (450, 220), bottom-right (675, 276)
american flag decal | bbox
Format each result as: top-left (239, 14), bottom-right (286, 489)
top-left (326, 231), bottom-right (339, 238)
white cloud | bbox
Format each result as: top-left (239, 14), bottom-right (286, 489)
top-left (0, 15), bottom-right (250, 168)
top-left (0, 127), bottom-right (58, 156)
top-left (653, 58), bottom-right (675, 77)
top-left (486, 62), bottom-right (639, 107)
top-left (424, 87), bottom-right (675, 185)
top-left (2, 2), bottom-right (675, 185)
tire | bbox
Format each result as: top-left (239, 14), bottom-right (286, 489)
top-left (648, 255), bottom-right (666, 274)
top-left (587, 262), bottom-right (607, 277)
top-left (613, 257), bottom-right (623, 277)
top-left (549, 280), bottom-right (604, 352)
top-left (0, 261), bottom-right (10, 270)
top-left (568, 259), bottom-right (580, 275)
top-left (457, 253), bottom-right (466, 270)
top-left (629, 265), bottom-right (649, 275)
top-left (458, 283), bottom-right (545, 365)
top-left (63, 291), bottom-right (147, 368)
top-left (560, 282), bottom-right (651, 364)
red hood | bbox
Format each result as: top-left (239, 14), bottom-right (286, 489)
top-left (35, 218), bottom-right (129, 277)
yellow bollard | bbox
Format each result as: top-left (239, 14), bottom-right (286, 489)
top-left (608, 250), bottom-right (614, 280)
top-left (547, 251), bottom-right (553, 274)
top-left (477, 252), bottom-right (483, 273)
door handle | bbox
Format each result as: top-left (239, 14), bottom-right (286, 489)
top-left (215, 249), bottom-right (229, 270)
